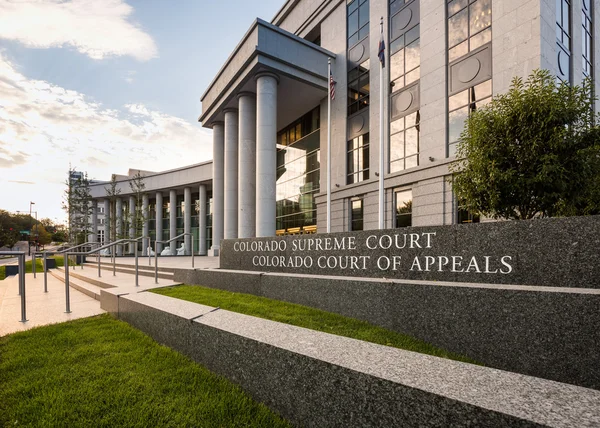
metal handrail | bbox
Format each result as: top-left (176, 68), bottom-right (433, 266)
top-left (33, 241), bottom-right (100, 280)
top-left (153, 232), bottom-right (194, 283)
top-left (0, 251), bottom-right (27, 322)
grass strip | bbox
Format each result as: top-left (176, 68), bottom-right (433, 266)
top-left (0, 256), bottom-right (74, 281)
top-left (0, 314), bottom-right (290, 428)
top-left (152, 285), bottom-right (477, 364)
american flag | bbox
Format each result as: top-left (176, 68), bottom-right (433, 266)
top-left (329, 70), bottom-right (335, 100)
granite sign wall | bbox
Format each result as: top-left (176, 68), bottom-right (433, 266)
top-left (220, 215), bottom-right (600, 288)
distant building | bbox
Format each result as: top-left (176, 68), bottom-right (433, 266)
top-left (87, 0), bottom-right (599, 255)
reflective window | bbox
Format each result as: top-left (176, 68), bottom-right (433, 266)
top-left (347, 133), bottom-right (370, 184)
top-left (389, 1), bottom-right (420, 91)
top-left (582, 0), bottom-right (593, 78)
top-left (348, 59), bottom-right (370, 115)
top-left (390, 111), bottom-right (420, 172)
top-left (276, 107), bottom-right (320, 233)
top-left (395, 189), bottom-right (412, 227)
top-left (556, 0), bottom-right (571, 83)
top-left (348, 0), bottom-right (370, 47)
top-left (448, 79), bottom-right (492, 155)
top-left (350, 198), bottom-right (364, 231)
top-left (447, 0), bottom-right (492, 62)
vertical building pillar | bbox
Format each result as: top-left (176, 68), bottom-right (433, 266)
top-left (116, 197), bottom-right (123, 256)
top-left (155, 192), bottom-right (163, 253)
top-left (129, 195), bottom-right (135, 254)
top-left (255, 72), bottom-right (279, 237)
top-left (91, 199), bottom-right (98, 243)
top-left (211, 122), bottom-right (224, 255)
top-left (238, 92), bottom-right (257, 238)
top-left (224, 108), bottom-right (239, 239)
top-left (184, 187), bottom-right (192, 255)
top-left (170, 189), bottom-right (177, 255)
top-left (142, 194), bottom-right (149, 255)
top-left (103, 199), bottom-right (110, 246)
top-left (198, 184), bottom-right (207, 256)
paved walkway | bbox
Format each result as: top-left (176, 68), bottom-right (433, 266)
top-left (0, 272), bottom-right (104, 337)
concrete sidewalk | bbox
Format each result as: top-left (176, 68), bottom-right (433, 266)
top-left (0, 272), bottom-right (104, 337)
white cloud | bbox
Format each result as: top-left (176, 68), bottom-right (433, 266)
top-left (0, 53), bottom-right (212, 220)
top-left (0, 0), bottom-right (158, 61)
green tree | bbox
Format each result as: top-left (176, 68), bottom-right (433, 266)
top-left (129, 171), bottom-right (147, 240)
top-left (450, 69), bottom-right (600, 220)
top-left (104, 174), bottom-right (122, 243)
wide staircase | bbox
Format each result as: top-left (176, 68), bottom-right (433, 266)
top-left (50, 258), bottom-right (180, 301)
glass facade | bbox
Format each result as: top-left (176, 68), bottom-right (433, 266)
top-left (448, 80), bottom-right (492, 155)
top-left (347, 133), bottom-right (370, 184)
top-left (447, 0), bottom-right (492, 62)
top-left (347, 0), bottom-right (370, 116)
top-left (276, 107), bottom-right (320, 233)
top-left (390, 111), bottom-right (420, 173)
top-left (556, 0), bottom-right (571, 82)
top-left (350, 198), bottom-right (364, 231)
top-left (389, 1), bottom-right (420, 90)
top-left (582, 0), bottom-right (593, 78)
top-left (394, 189), bottom-right (412, 227)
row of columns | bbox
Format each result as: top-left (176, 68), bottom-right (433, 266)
top-left (211, 72), bottom-right (279, 253)
top-left (92, 184), bottom-right (208, 256)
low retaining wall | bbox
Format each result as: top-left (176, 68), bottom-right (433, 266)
top-left (173, 269), bottom-right (600, 390)
top-left (101, 290), bottom-right (600, 427)
top-left (220, 216), bottom-right (600, 288)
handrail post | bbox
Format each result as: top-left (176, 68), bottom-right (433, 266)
top-left (113, 246), bottom-right (116, 276)
top-left (65, 252), bottom-right (71, 313)
top-left (154, 241), bottom-right (159, 284)
top-left (135, 244), bottom-right (139, 287)
top-left (149, 241), bottom-right (152, 266)
top-left (19, 254), bottom-right (27, 323)
top-left (98, 248), bottom-right (102, 278)
top-left (43, 251), bottom-right (48, 293)
top-left (32, 252), bottom-right (36, 278)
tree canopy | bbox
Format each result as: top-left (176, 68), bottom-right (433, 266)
top-left (450, 69), bottom-right (600, 220)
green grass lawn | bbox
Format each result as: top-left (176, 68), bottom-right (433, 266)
top-left (0, 314), bottom-right (290, 428)
top-left (152, 285), bottom-right (477, 364)
top-left (0, 256), bottom-right (74, 281)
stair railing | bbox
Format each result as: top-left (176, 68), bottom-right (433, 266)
top-left (153, 232), bottom-right (194, 284)
top-left (0, 251), bottom-right (27, 322)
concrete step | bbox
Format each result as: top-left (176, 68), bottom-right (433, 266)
top-left (50, 268), bottom-right (113, 301)
top-left (82, 263), bottom-right (175, 280)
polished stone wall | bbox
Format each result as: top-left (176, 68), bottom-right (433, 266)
top-left (220, 215), bottom-right (600, 289)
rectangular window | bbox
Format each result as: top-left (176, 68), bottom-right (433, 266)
top-left (347, 0), bottom-right (369, 48)
top-left (347, 133), bottom-right (370, 184)
top-left (390, 111), bottom-right (420, 172)
top-left (447, 0), bottom-right (492, 62)
top-left (350, 198), bottom-right (364, 231)
top-left (348, 59), bottom-right (370, 115)
top-left (556, 0), bottom-right (571, 82)
top-left (394, 189), bottom-right (412, 227)
top-left (582, 0), bottom-right (593, 79)
top-left (389, 1), bottom-right (420, 91)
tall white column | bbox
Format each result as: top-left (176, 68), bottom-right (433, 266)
top-left (224, 108), bottom-right (239, 240)
top-left (91, 199), bottom-right (98, 243)
top-left (255, 72), bottom-right (279, 237)
top-left (155, 192), bottom-right (163, 253)
top-left (142, 194), bottom-right (149, 254)
top-left (116, 197), bottom-right (123, 256)
top-left (211, 122), bottom-right (224, 255)
top-left (238, 92), bottom-right (257, 238)
top-left (184, 187), bottom-right (191, 255)
top-left (128, 195), bottom-right (135, 254)
top-left (104, 199), bottom-right (110, 246)
top-left (169, 189), bottom-right (177, 255)
top-left (199, 184), bottom-right (207, 256)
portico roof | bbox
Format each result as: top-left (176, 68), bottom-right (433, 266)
top-left (199, 18), bottom-right (335, 129)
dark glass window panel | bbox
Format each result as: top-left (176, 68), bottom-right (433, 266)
top-left (405, 38), bottom-right (420, 72)
top-left (473, 79), bottom-right (492, 101)
top-left (395, 189), bottom-right (412, 227)
top-left (358, 23), bottom-right (370, 40)
top-left (562, 1), bottom-right (570, 33)
top-left (348, 10), bottom-right (359, 36)
top-left (458, 207), bottom-right (480, 223)
top-left (348, 32), bottom-right (359, 46)
top-left (448, 0), bottom-right (468, 16)
top-left (449, 40), bottom-right (469, 62)
top-left (470, 27), bottom-right (491, 50)
top-left (359, 1), bottom-right (369, 27)
top-left (390, 34), bottom-right (404, 54)
top-left (348, 0), bottom-right (359, 13)
top-left (359, 73), bottom-right (370, 94)
top-left (351, 199), bottom-right (364, 231)
top-left (405, 24), bottom-right (420, 45)
top-left (448, 106), bottom-right (468, 143)
top-left (360, 58), bottom-right (371, 71)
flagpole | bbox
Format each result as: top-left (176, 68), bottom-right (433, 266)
top-left (327, 57), bottom-right (332, 233)
top-left (378, 17), bottom-right (385, 230)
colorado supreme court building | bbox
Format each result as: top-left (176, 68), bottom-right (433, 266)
top-left (88, 0), bottom-right (600, 255)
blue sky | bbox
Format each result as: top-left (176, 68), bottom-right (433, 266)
top-left (0, 0), bottom-right (282, 223)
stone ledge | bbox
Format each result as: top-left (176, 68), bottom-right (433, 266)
top-left (109, 291), bottom-right (600, 428)
top-left (173, 268), bottom-right (600, 390)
